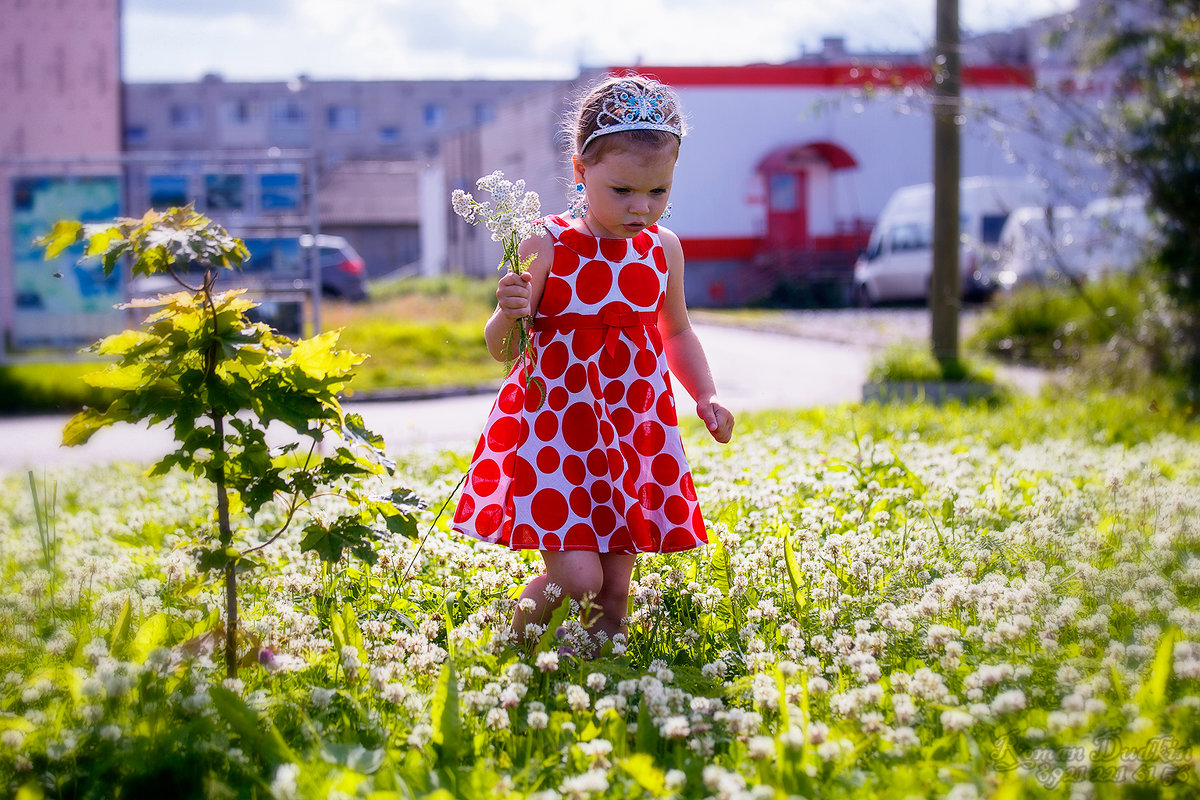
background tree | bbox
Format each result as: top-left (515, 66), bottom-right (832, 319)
top-left (1089, 0), bottom-right (1200, 403)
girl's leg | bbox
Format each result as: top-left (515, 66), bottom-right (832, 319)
top-left (511, 550), bottom-right (604, 641)
top-left (594, 553), bottom-right (637, 642)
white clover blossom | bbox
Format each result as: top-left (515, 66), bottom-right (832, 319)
top-left (559, 768), bottom-right (609, 799)
top-left (450, 171), bottom-right (546, 251)
top-left (310, 687), bottom-right (336, 709)
top-left (566, 684), bottom-right (590, 711)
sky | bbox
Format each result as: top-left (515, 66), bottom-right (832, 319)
top-left (122, 0), bottom-right (1080, 83)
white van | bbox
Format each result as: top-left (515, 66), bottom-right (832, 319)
top-left (1081, 195), bottom-right (1156, 277)
top-left (987, 205), bottom-right (1087, 290)
top-left (852, 176), bottom-right (1046, 305)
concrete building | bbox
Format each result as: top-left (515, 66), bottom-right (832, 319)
top-left (0, 0), bottom-right (122, 349)
top-left (121, 77), bottom-right (562, 276)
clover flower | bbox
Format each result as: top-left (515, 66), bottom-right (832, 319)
top-left (559, 768), bottom-right (609, 799)
top-left (565, 684), bottom-right (590, 711)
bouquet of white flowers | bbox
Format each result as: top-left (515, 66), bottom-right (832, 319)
top-left (451, 171), bottom-right (546, 394)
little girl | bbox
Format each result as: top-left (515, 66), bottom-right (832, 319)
top-left (452, 73), bottom-right (734, 650)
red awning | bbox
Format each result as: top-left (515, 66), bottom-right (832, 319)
top-left (757, 140), bottom-right (858, 172)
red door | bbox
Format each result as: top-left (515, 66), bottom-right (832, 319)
top-left (766, 170), bottom-right (808, 248)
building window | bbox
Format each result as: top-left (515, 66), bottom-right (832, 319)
top-left (378, 125), bottom-right (401, 142)
top-left (423, 103), bottom-right (445, 129)
top-left (259, 173), bottom-right (302, 211)
top-left (768, 174), bottom-right (797, 212)
top-left (148, 175), bottom-right (190, 210)
top-left (205, 173), bottom-right (244, 211)
top-left (124, 125), bottom-right (148, 145)
top-left (221, 99), bottom-right (258, 125)
top-left (272, 100), bottom-right (307, 125)
top-left (169, 104), bottom-right (203, 131)
top-left (327, 105), bottom-right (360, 131)
top-left (474, 102), bottom-right (494, 125)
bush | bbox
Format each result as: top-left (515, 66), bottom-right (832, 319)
top-left (970, 271), bottom-right (1183, 398)
top-left (867, 339), bottom-right (995, 384)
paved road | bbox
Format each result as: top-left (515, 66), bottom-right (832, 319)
top-left (1, 323), bottom-right (875, 471)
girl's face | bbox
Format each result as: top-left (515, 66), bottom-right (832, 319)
top-left (574, 146), bottom-right (676, 239)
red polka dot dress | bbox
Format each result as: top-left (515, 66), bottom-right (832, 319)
top-left (451, 215), bottom-right (708, 554)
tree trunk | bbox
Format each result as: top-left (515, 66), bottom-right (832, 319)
top-left (213, 411), bottom-right (238, 680)
top-left (931, 0), bottom-right (962, 370)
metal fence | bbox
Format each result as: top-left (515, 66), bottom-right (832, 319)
top-left (1, 150), bottom-right (320, 362)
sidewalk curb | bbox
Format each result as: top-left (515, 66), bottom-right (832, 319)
top-left (343, 382), bottom-right (500, 404)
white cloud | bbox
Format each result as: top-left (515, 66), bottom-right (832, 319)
top-left (121, 0), bottom-right (1079, 82)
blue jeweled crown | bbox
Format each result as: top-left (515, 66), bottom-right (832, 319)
top-left (581, 78), bottom-right (684, 153)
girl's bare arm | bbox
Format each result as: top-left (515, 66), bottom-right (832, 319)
top-left (656, 228), bottom-right (735, 443)
top-left (484, 234), bottom-right (553, 362)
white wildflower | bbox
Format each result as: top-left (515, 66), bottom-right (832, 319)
top-left (660, 715), bottom-right (690, 739)
top-left (311, 687), bottom-right (336, 709)
top-left (270, 763), bottom-right (300, 800)
top-left (747, 735), bottom-right (775, 760)
top-left (566, 684), bottom-right (590, 711)
top-left (559, 768), bottom-right (609, 799)
top-left (408, 724), bottom-right (433, 748)
top-left (940, 709), bottom-right (975, 732)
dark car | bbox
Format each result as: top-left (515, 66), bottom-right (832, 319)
top-left (299, 234), bottom-right (368, 302)
top-left (240, 234), bottom-right (368, 302)
top-left (130, 233), bottom-right (369, 303)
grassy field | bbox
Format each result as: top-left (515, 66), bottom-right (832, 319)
top-left (2, 390), bottom-right (1199, 797)
top-left (0, 276), bottom-right (504, 412)
top-left (322, 278), bottom-right (499, 397)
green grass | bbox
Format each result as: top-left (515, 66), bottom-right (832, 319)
top-left (3, 392), bottom-right (1200, 797)
top-left (326, 277), bottom-right (499, 396)
top-left (1, 276), bottom-right (504, 411)
top-left (0, 360), bottom-right (117, 413)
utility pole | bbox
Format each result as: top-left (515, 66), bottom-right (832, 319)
top-left (931, 0), bottom-right (962, 370)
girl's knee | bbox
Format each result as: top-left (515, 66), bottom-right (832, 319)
top-left (596, 584), bottom-right (630, 616)
top-left (545, 558), bottom-right (604, 602)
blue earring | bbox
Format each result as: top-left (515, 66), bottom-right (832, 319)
top-left (660, 202), bottom-right (673, 222)
top-left (568, 182), bottom-right (588, 218)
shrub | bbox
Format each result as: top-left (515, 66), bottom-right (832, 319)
top-left (867, 339), bottom-right (995, 384)
top-left (971, 271), bottom-right (1184, 397)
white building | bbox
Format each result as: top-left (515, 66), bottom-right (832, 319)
top-left (440, 26), bottom-right (1117, 307)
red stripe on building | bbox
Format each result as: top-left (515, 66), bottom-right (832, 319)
top-left (681, 237), bottom-right (760, 260)
top-left (613, 64), bottom-right (1033, 89)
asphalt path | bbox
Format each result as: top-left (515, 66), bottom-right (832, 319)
top-left (0, 323), bottom-right (873, 472)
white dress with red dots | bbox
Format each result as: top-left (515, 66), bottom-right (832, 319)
top-left (451, 215), bottom-right (708, 554)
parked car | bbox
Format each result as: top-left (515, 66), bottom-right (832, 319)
top-left (241, 234), bottom-right (368, 302)
top-left (1080, 195), bottom-right (1156, 278)
top-left (984, 205), bottom-right (1087, 290)
top-left (852, 176), bottom-right (1046, 305)
top-left (131, 233), bottom-right (368, 303)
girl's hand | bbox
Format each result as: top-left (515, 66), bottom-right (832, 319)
top-left (697, 398), bottom-right (735, 443)
top-left (496, 271), bottom-right (533, 321)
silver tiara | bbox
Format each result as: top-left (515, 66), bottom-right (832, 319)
top-left (581, 79), bottom-right (683, 153)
